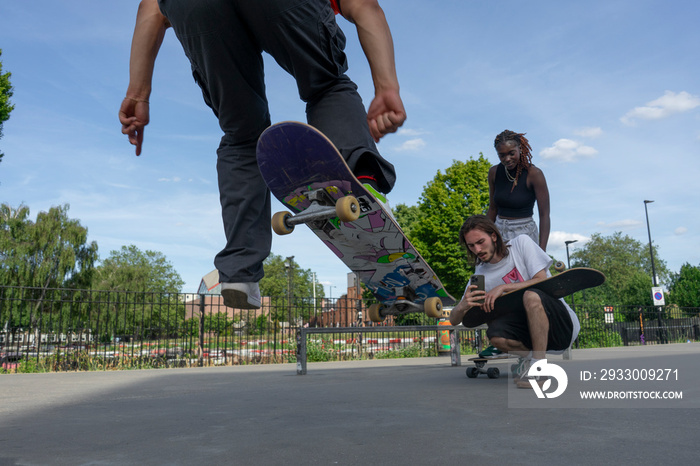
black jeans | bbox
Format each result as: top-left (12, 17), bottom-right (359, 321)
top-left (158, 0), bottom-right (396, 283)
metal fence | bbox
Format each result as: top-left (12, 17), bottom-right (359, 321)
top-left (573, 303), bottom-right (700, 347)
top-left (1, 285), bottom-right (698, 373)
top-left (294, 325), bottom-right (481, 374)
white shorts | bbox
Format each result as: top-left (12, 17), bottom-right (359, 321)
top-left (495, 216), bottom-right (538, 244)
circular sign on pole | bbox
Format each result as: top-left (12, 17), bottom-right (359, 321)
top-left (651, 287), bottom-right (665, 306)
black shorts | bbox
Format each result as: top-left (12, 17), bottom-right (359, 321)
top-left (485, 289), bottom-right (574, 351)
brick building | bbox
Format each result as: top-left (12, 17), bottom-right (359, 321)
top-left (184, 271), bottom-right (391, 327)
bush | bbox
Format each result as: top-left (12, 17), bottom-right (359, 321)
top-left (576, 319), bottom-right (624, 348)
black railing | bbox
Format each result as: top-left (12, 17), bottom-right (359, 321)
top-left (1, 285), bottom-right (698, 373)
top-left (572, 303), bottom-right (700, 348)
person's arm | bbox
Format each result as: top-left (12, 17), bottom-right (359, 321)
top-left (118, 0), bottom-right (170, 155)
top-left (481, 268), bottom-right (548, 312)
top-left (449, 284), bottom-right (485, 326)
top-left (486, 165), bottom-right (498, 222)
top-left (339, 0), bottom-right (406, 142)
top-left (529, 166), bottom-right (550, 251)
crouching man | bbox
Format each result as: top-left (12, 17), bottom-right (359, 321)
top-left (449, 215), bottom-right (579, 389)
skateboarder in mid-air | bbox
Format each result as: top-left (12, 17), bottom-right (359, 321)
top-left (449, 215), bottom-right (580, 389)
top-left (119, 0), bottom-right (406, 309)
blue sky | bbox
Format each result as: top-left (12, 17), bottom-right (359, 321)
top-left (1, 0), bottom-right (698, 296)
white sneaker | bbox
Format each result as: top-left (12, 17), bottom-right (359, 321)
top-left (221, 282), bottom-right (261, 309)
top-left (512, 357), bottom-right (530, 383)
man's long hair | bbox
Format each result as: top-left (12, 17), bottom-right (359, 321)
top-left (459, 215), bottom-right (509, 265)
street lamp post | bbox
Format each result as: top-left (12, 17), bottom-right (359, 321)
top-left (564, 240), bottom-right (578, 269)
top-left (284, 256), bottom-right (294, 301)
top-left (643, 200), bottom-right (665, 344)
top-left (643, 200), bottom-right (658, 286)
top-left (565, 240), bottom-right (578, 310)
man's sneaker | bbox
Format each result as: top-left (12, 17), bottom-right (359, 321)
top-left (479, 345), bottom-right (507, 359)
top-left (511, 357), bottom-right (530, 382)
top-left (516, 374), bottom-right (548, 390)
top-left (221, 282), bottom-right (261, 309)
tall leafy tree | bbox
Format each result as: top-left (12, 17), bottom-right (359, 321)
top-left (570, 232), bottom-right (668, 308)
top-left (0, 203), bottom-right (97, 289)
top-left (91, 245), bottom-right (185, 339)
top-left (260, 253), bottom-right (324, 322)
top-left (1, 204), bottom-right (98, 340)
top-left (668, 263), bottom-right (700, 308)
top-left (392, 203), bottom-right (424, 239)
top-left (260, 253), bottom-right (324, 299)
top-left (407, 155), bottom-right (492, 298)
top-left (0, 203), bottom-right (30, 284)
top-left (0, 49), bottom-right (14, 166)
top-left (92, 245), bottom-right (184, 293)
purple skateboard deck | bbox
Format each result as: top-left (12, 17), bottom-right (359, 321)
top-left (256, 121), bottom-right (455, 320)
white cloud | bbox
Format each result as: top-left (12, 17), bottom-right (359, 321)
top-left (548, 231), bottom-right (590, 254)
top-left (540, 139), bottom-right (598, 162)
top-left (396, 138), bottom-right (427, 151)
top-left (621, 90), bottom-right (700, 125)
top-left (574, 127), bottom-right (603, 138)
top-left (675, 227), bottom-right (688, 235)
top-left (397, 128), bottom-right (428, 137)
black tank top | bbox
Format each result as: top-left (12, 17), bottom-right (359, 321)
top-left (494, 164), bottom-right (536, 218)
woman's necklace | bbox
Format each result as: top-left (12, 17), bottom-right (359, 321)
top-left (504, 166), bottom-right (517, 183)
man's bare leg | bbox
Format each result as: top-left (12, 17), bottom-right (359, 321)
top-left (523, 290), bottom-right (549, 360)
top-left (488, 336), bottom-right (529, 358)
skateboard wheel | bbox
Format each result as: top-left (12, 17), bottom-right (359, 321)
top-left (424, 297), bottom-right (442, 318)
top-left (487, 367), bottom-right (500, 379)
top-left (466, 367), bottom-right (478, 378)
top-left (554, 261), bottom-right (566, 272)
top-left (368, 303), bottom-right (383, 323)
top-left (335, 196), bottom-right (361, 222)
top-left (272, 211), bottom-right (294, 235)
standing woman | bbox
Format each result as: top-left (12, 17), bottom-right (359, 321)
top-left (487, 130), bottom-right (550, 251)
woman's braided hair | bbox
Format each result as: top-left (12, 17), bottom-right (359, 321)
top-left (494, 130), bottom-right (533, 192)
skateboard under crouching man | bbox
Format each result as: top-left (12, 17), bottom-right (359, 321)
top-left (256, 121), bottom-right (455, 322)
top-left (463, 267), bottom-right (605, 379)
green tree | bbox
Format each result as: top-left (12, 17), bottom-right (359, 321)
top-left (0, 203), bottom-right (98, 289)
top-left (259, 253), bottom-right (324, 298)
top-left (408, 155), bottom-right (492, 298)
top-left (260, 253), bottom-right (325, 323)
top-left (0, 49), bottom-right (15, 165)
top-left (91, 245), bottom-right (185, 339)
top-left (0, 203), bottom-right (30, 284)
top-left (92, 245), bottom-right (184, 293)
top-left (570, 232), bottom-right (668, 309)
top-left (392, 203), bottom-right (424, 239)
top-left (0, 204), bottom-right (98, 342)
top-left (668, 263), bottom-right (700, 308)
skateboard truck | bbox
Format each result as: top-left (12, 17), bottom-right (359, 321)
top-left (368, 286), bottom-right (443, 322)
top-left (272, 189), bottom-right (361, 235)
top-left (466, 358), bottom-right (502, 379)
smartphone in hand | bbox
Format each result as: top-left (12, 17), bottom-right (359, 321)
top-left (470, 274), bottom-right (485, 305)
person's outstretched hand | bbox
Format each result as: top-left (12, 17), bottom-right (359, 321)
top-left (119, 97), bottom-right (150, 156)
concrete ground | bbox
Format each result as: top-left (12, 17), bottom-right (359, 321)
top-left (1, 343), bottom-right (699, 465)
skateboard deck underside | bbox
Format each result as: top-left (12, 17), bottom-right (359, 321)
top-left (257, 122), bottom-right (455, 308)
top-left (462, 267), bottom-right (605, 328)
